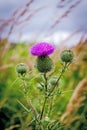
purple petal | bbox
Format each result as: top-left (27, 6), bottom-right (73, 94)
top-left (30, 42), bottom-right (55, 56)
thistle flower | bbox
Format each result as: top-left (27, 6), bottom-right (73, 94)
top-left (30, 42), bottom-right (55, 57)
top-left (30, 42), bottom-right (55, 73)
top-left (16, 63), bottom-right (28, 75)
top-left (60, 50), bottom-right (74, 63)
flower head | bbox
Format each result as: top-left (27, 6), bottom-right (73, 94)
top-left (30, 42), bottom-right (55, 56)
top-left (60, 50), bottom-right (74, 63)
top-left (36, 56), bottom-right (53, 73)
top-left (16, 63), bottom-right (28, 75)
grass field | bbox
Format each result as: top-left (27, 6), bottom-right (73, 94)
top-left (0, 39), bottom-right (87, 130)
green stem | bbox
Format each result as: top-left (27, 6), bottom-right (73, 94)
top-left (48, 96), bottom-right (54, 116)
top-left (27, 99), bottom-right (44, 130)
top-left (49, 62), bottom-right (68, 96)
top-left (40, 73), bottom-right (48, 120)
top-left (22, 76), bottom-right (43, 129)
top-left (23, 80), bottom-right (27, 92)
top-left (43, 73), bottom-right (48, 91)
top-left (40, 96), bottom-right (48, 120)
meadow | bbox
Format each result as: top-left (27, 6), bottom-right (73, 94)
top-left (0, 39), bottom-right (87, 130)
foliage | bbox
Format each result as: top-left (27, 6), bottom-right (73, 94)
top-left (0, 40), bottom-right (87, 130)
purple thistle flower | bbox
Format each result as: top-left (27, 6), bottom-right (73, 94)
top-left (30, 42), bottom-right (55, 56)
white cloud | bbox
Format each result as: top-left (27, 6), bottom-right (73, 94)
top-left (8, 31), bottom-right (83, 47)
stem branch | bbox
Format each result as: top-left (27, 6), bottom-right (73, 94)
top-left (40, 96), bottom-right (48, 120)
top-left (43, 73), bottom-right (47, 91)
top-left (40, 73), bottom-right (48, 120)
top-left (49, 62), bottom-right (68, 96)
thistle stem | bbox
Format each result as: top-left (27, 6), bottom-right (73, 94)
top-left (23, 80), bottom-right (27, 92)
top-left (43, 73), bottom-right (47, 91)
top-left (48, 96), bottom-right (54, 116)
top-left (40, 96), bottom-right (48, 120)
top-left (40, 73), bottom-right (48, 120)
top-left (49, 62), bottom-right (68, 96)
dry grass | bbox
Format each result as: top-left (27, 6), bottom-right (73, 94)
top-left (61, 76), bottom-right (87, 125)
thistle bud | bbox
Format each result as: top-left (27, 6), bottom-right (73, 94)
top-left (16, 63), bottom-right (28, 75)
top-left (49, 77), bottom-right (57, 85)
top-left (60, 50), bottom-right (74, 63)
top-left (36, 56), bottom-right (53, 73)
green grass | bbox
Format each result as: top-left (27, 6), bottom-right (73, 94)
top-left (0, 43), bottom-right (87, 130)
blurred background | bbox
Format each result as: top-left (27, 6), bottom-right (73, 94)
top-left (0, 0), bottom-right (87, 130)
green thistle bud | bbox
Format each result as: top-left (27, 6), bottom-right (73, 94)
top-left (16, 63), bottom-right (28, 75)
top-left (36, 56), bottom-right (53, 73)
top-left (50, 77), bottom-right (57, 85)
top-left (60, 50), bottom-right (74, 63)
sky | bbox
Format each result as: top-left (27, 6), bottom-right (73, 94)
top-left (0, 0), bottom-right (87, 45)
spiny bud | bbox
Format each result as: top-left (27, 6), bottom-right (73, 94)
top-left (49, 77), bottom-right (58, 85)
top-left (36, 56), bottom-right (53, 73)
top-left (16, 63), bottom-right (28, 75)
top-left (60, 50), bottom-right (74, 63)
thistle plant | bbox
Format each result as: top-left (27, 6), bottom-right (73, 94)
top-left (15, 42), bottom-right (74, 130)
top-left (16, 63), bottom-right (28, 76)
